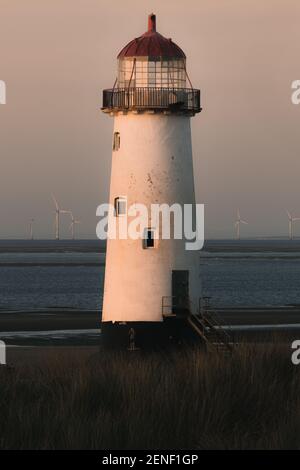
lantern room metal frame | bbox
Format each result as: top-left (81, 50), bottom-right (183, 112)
top-left (102, 14), bottom-right (201, 115)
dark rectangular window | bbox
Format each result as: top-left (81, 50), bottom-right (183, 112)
top-left (143, 228), bottom-right (155, 249)
top-left (114, 197), bottom-right (127, 216)
top-left (113, 132), bottom-right (120, 151)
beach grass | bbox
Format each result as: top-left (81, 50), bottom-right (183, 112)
top-left (0, 340), bottom-right (299, 449)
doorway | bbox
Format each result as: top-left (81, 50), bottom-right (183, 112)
top-left (172, 270), bottom-right (189, 316)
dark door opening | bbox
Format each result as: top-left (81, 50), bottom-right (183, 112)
top-left (172, 270), bottom-right (189, 316)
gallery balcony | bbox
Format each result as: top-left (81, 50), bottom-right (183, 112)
top-left (102, 87), bottom-right (201, 115)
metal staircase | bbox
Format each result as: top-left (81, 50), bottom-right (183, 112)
top-left (162, 295), bottom-right (233, 355)
top-left (188, 310), bottom-right (233, 355)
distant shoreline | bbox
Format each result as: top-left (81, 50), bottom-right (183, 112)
top-left (0, 262), bottom-right (105, 267)
top-left (1, 238), bottom-right (300, 253)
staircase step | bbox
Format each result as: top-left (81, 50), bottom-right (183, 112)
top-left (186, 309), bottom-right (234, 355)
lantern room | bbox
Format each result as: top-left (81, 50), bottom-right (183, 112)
top-left (117, 14), bottom-right (186, 89)
top-left (102, 14), bottom-right (201, 114)
top-left (117, 57), bottom-right (187, 89)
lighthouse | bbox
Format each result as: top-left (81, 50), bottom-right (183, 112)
top-left (101, 14), bottom-right (202, 348)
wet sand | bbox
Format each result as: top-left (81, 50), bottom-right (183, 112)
top-left (0, 309), bottom-right (100, 332)
top-left (216, 306), bottom-right (300, 325)
top-left (1, 306), bottom-right (300, 333)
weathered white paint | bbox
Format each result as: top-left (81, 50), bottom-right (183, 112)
top-left (102, 112), bottom-right (200, 323)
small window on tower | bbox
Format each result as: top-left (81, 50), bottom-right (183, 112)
top-left (113, 132), bottom-right (120, 151)
top-left (143, 228), bottom-right (156, 249)
top-left (114, 197), bottom-right (127, 217)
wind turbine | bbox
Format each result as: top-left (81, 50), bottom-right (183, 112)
top-left (235, 209), bottom-right (248, 240)
top-left (286, 210), bottom-right (300, 240)
top-left (68, 211), bottom-right (81, 240)
top-left (29, 218), bottom-right (34, 240)
top-left (51, 194), bottom-right (69, 240)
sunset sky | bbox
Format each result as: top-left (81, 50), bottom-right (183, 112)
top-left (0, 0), bottom-right (300, 238)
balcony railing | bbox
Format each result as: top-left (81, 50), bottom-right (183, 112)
top-left (102, 87), bottom-right (201, 114)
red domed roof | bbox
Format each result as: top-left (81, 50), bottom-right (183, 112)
top-left (117, 14), bottom-right (186, 60)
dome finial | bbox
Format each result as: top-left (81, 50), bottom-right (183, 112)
top-left (148, 13), bottom-right (156, 32)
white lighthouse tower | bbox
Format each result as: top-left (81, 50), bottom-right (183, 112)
top-left (101, 14), bottom-right (202, 348)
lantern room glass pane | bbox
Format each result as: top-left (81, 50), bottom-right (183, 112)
top-left (118, 58), bottom-right (186, 88)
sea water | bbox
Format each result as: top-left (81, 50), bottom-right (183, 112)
top-left (0, 244), bottom-right (300, 310)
